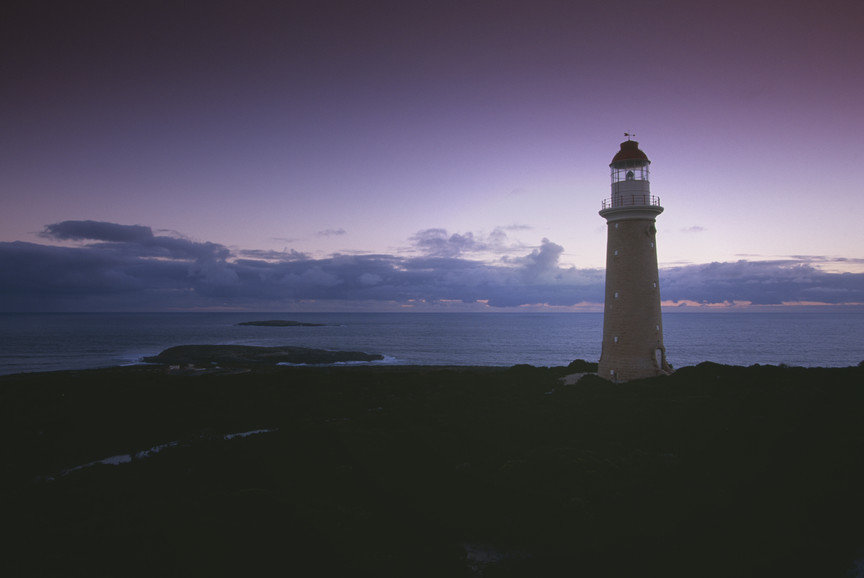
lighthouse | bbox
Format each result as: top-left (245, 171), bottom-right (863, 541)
top-left (598, 137), bottom-right (672, 382)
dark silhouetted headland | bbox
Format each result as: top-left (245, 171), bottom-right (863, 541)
top-left (2, 362), bottom-right (863, 576)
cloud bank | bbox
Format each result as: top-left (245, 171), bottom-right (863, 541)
top-left (1, 220), bottom-right (862, 311)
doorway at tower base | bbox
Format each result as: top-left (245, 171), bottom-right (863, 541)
top-left (600, 350), bottom-right (674, 383)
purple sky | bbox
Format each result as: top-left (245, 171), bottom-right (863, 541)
top-left (2, 0), bottom-right (863, 311)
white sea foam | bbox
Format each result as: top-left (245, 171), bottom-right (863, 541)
top-left (134, 440), bottom-right (179, 459)
top-left (223, 428), bottom-right (276, 440)
top-left (463, 542), bottom-right (528, 574)
top-left (847, 552), bottom-right (864, 578)
top-left (277, 355), bottom-right (402, 367)
top-left (333, 355), bottom-right (403, 366)
top-left (61, 454), bottom-right (132, 475)
top-left (48, 428), bottom-right (278, 480)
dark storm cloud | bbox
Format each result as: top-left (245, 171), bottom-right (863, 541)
top-left (42, 220), bottom-right (154, 243)
top-left (3, 222), bottom-right (864, 311)
top-left (0, 241), bottom-right (189, 312)
top-left (42, 220), bottom-right (229, 261)
top-left (660, 260), bottom-right (864, 305)
top-left (1, 222), bottom-right (604, 310)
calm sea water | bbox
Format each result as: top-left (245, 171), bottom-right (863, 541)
top-left (0, 312), bottom-right (862, 376)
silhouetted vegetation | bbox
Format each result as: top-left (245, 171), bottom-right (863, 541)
top-left (2, 362), bottom-right (863, 576)
top-left (566, 358), bottom-right (598, 372)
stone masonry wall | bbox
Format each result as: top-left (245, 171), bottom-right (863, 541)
top-left (598, 217), bottom-right (669, 382)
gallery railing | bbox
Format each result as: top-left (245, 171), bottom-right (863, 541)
top-left (601, 195), bottom-right (661, 209)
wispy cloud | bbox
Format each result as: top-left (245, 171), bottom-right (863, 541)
top-left (234, 249), bottom-right (310, 262)
top-left (317, 228), bottom-right (347, 237)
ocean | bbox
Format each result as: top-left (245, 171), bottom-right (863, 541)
top-left (0, 311), bottom-right (862, 376)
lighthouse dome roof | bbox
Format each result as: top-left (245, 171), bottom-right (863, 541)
top-left (610, 140), bottom-right (650, 166)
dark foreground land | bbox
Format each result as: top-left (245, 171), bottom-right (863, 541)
top-left (2, 362), bottom-right (864, 577)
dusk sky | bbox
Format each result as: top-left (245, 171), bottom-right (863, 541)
top-left (2, 0), bottom-right (863, 311)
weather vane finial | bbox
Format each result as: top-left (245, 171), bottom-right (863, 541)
top-left (624, 131), bottom-right (635, 141)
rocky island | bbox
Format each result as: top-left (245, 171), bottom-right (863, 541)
top-left (236, 320), bottom-right (330, 327)
top-left (143, 344), bottom-right (384, 365)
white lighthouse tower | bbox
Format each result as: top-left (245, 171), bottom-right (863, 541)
top-left (598, 136), bottom-right (672, 382)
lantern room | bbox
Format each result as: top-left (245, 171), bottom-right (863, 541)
top-left (607, 139), bottom-right (653, 206)
top-left (610, 139), bottom-right (650, 183)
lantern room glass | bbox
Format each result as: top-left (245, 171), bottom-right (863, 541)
top-left (611, 162), bottom-right (649, 184)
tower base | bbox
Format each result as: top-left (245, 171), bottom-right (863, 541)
top-left (599, 352), bottom-right (673, 383)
